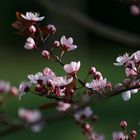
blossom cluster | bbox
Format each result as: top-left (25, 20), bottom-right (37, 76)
top-left (9, 11), bottom-right (140, 140)
top-left (86, 67), bottom-right (111, 92)
top-left (114, 51), bottom-right (140, 101)
top-left (19, 67), bottom-right (75, 100)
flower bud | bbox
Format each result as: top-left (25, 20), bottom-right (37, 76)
top-left (53, 41), bottom-right (60, 48)
top-left (29, 25), bottom-right (36, 34)
top-left (24, 37), bottom-right (36, 50)
top-left (10, 86), bottom-right (19, 96)
top-left (120, 120), bottom-right (127, 130)
top-left (47, 24), bottom-right (56, 34)
top-left (130, 130), bottom-right (137, 138)
top-left (82, 123), bottom-right (91, 132)
top-left (42, 50), bottom-right (50, 59)
top-left (89, 67), bottom-right (96, 74)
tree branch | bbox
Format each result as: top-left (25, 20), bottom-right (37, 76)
top-left (0, 79), bottom-right (139, 137)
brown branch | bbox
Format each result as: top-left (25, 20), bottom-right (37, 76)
top-left (0, 79), bottom-right (139, 137)
top-left (38, 0), bottom-right (140, 48)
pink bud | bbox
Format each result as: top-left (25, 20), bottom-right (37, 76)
top-left (29, 25), bottom-right (36, 34)
top-left (10, 86), bottom-right (19, 96)
top-left (130, 130), bottom-right (137, 138)
top-left (89, 67), bottom-right (96, 74)
top-left (53, 41), bottom-right (60, 48)
top-left (130, 5), bottom-right (140, 16)
top-left (120, 120), bottom-right (127, 130)
top-left (125, 68), bottom-right (137, 77)
top-left (47, 24), bottom-right (56, 34)
top-left (24, 37), bottom-right (36, 50)
top-left (42, 50), bottom-right (50, 59)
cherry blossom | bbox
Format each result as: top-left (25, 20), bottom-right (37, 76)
top-left (60, 35), bottom-right (77, 51)
top-left (50, 76), bottom-right (73, 87)
top-left (112, 132), bottom-right (125, 140)
top-left (125, 67), bottom-right (137, 77)
top-left (114, 53), bottom-right (131, 66)
top-left (74, 107), bottom-right (93, 121)
top-left (131, 50), bottom-right (140, 63)
top-left (63, 61), bottom-right (81, 74)
top-left (89, 132), bottom-right (104, 140)
top-left (0, 80), bottom-right (10, 93)
top-left (86, 79), bottom-right (108, 92)
top-left (19, 81), bottom-right (32, 100)
top-left (18, 108), bottom-right (42, 132)
top-left (21, 12), bottom-right (45, 21)
top-left (28, 72), bottom-right (47, 85)
top-left (43, 67), bottom-right (56, 78)
top-left (56, 101), bottom-right (71, 112)
top-left (24, 37), bottom-right (36, 50)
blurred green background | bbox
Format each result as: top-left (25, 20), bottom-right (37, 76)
top-left (0, 0), bottom-right (140, 139)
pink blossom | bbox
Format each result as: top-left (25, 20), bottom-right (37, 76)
top-left (51, 76), bottom-right (73, 87)
top-left (24, 37), bottom-right (36, 50)
top-left (74, 107), bottom-right (93, 121)
top-left (60, 35), bottom-right (77, 51)
top-left (125, 67), bottom-right (137, 77)
top-left (19, 81), bottom-right (32, 100)
top-left (130, 5), bottom-right (140, 16)
top-left (28, 72), bottom-right (48, 85)
top-left (21, 12), bottom-right (45, 21)
top-left (0, 80), bottom-right (10, 93)
top-left (114, 53), bottom-right (131, 66)
top-left (63, 61), bottom-right (81, 74)
top-left (89, 132), bottom-right (105, 140)
top-left (56, 101), bottom-right (71, 111)
top-left (18, 108), bottom-right (42, 132)
top-left (43, 67), bottom-right (55, 79)
top-left (131, 50), bottom-right (140, 63)
top-left (112, 132), bottom-right (125, 140)
top-left (86, 79), bottom-right (107, 91)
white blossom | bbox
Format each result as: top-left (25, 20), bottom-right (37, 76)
top-left (122, 90), bottom-right (131, 101)
top-left (114, 53), bottom-right (131, 66)
top-left (21, 12), bottom-right (44, 21)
